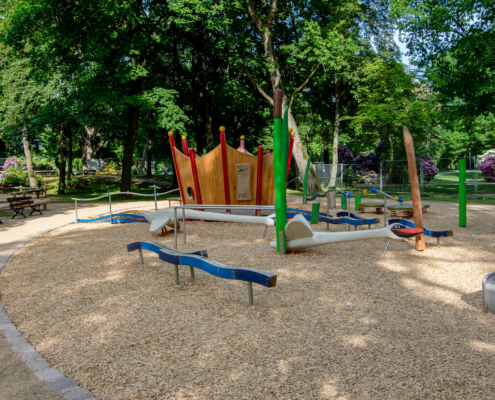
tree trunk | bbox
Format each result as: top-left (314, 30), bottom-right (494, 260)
top-left (245, 1), bottom-right (321, 193)
top-left (387, 124), bottom-right (394, 192)
top-left (67, 125), bottom-right (73, 180)
top-left (81, 127), bottom-right (102, 172)
top-left (146, 136), bottom-right (153, 177)
top-left (58, 125), bottom-right (67, 194)
top-left (138, 142), bottom-right (147, 174)
top-left (323, 128), bottom-right (330, 165)
top-left (22, 127), bottom-right (37, 187)
top-left (205, 100), bottom-right (214, 151)
top-left (330, 79), bottom-right (341, 187)
top-left (120, 45), bottom-right (147, 196)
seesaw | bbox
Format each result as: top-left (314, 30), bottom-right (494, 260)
top-left (127, 241), bottom-right (277, 305)
top-left (142, 208), bottom-right (275, 233)
top-left (78, 213), bottom-right (148, 224)
top-left (270, 214), bottom-right (424, 253)
top-left (388, 218), bottom-right (453, 245)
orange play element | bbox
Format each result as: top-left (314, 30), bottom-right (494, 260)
top-left (168, 131), bottom-right (174, 136)
top-left (403, 126), bottom-right (425, 251)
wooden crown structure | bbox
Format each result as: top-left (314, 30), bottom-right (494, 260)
top-left (169, 127), bottom-right (294, 206)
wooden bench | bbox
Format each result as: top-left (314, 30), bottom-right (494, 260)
top-left (7, 196), bottom-right (43, 219)
top-left (1, 197), bottom-right (51, 217)
top-left (0, 184), bottom-right (13, 194)
top-left (388, 204), bottom-right (430, 219)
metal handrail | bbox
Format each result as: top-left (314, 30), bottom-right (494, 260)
top-left (73, 188), bottom-right (180, 223)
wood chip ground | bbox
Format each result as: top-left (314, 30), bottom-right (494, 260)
top-left (1, 208), bottom-right (495, 399)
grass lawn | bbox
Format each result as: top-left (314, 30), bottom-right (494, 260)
top-left (42, 175), bottom-right (176, 203)
top-left (287, 187), bottom-right (495, 205)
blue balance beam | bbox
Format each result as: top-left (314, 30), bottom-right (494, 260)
top-left (78, 213), bottom-right (148, 224)
top-left (287, 208), bottom-right (379, 227)
top-left (126, 241), bottom-right (277, 305)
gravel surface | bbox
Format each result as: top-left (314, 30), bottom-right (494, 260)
top-left (1, 202), bottom-right (495, 399)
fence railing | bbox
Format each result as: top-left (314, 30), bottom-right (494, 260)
top-left (72, 187), bottom-right (180, 223)
top-left (313, 156), bottom-right (494, 199)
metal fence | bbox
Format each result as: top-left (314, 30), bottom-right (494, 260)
top-left (314, 156), bottom-right (495, 199)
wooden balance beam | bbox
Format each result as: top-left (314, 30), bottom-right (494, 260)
top-left (127, 241), bottom-right (277, 305)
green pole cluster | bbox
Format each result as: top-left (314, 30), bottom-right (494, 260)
top-left (459, 158), bottom-right (466, 227)
top-left (303, 150), bottom-right (312, 205)
top-left (273, 89), bottom-right (287, 253)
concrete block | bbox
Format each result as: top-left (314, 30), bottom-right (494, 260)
top-left (34, 367), bottom-right (64, 382)
top-left (20, 350), bottom-right (42, 361)
top-left (6, 336), bottom-right (27, 345)
top-left (64, 388), bottom-right (94, 400)
top-left (12, 343), bottom-right (34, 353)
top-left (47, 378), bottom-right (79, 391)
top-left (26, 358), bottom-right (50, 371)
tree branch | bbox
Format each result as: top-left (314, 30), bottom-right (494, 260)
top-left (246, 2), bottom-right (263, 32)
top-left (267, 0), bottom-right (278, 30)
top-left (242, 56), bottom-right (274, 104)
top-left (288, 62), bottom-right (320, 110)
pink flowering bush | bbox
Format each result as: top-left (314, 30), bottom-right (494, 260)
top-left (479, 156), bottom-right (495, 181)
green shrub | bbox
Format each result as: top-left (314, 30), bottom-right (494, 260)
top-left (0, 167), bottom-right (29, 186)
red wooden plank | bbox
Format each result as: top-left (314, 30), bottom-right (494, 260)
top-left (168, 132), bottom-right (186, 203)
top-left (189, 148), bottom-right (203, 210)
top-left (181, 135), bottom-right (189, 155)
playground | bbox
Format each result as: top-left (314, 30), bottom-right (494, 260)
top-left (1, 197), bottom-right (495, 399)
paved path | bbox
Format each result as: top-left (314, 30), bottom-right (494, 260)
top-left (1, 196), bottom-right (494, 400)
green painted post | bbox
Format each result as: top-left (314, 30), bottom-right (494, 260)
top-left (459, 158), bottom-right (467, 227)
top-left (355, 196), bottom-right (361, 211)
top-left (282, 107), bottom-right (290, 175)
top-left (341, 195), bottom-right (347, 210)
top-left (303, 150), bottom-right (312, 205)
top-left (311, 202), bottom-right (320, 224)
top-left (273, 89), bottom-right (287, 253)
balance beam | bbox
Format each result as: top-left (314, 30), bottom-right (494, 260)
top-left (127, 241), bottom-right (277, 305)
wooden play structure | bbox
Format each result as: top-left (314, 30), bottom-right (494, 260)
top-left (168, 127), bottom-right (294, 207)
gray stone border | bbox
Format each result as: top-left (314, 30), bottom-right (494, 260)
top-left (0, 223), bottom-right (99, 400)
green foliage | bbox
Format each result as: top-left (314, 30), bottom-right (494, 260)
top-left (0, 167), bottom-right (28, 186)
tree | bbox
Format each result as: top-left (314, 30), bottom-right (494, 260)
top-left (392, 0), bottom-right (495, 118)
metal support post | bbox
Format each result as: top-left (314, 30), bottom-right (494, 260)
top-left (190, 267), bottom-right (195, 281)
top-left (138, 249), bottom-right (144, 265)
top-left (326, 194), bottom-right (330, 231)
top-left (247, 282), bottom-right (253, 306)
top-left (383, 239), bottom-right (391, 254)
top-left (380, 162), bottom-right (383, 191)
top-left (347, 196), bottom-right (351, 231)
top-left (174, 208), bottom-right (178, 249)
top-left (340, 164), bottom-right (343, 189)
top-left (74, 200), bottom-right (78, 223)
top-left (182, 208), bottom-right (186, 244)
top-left (108, 194), bottom-right (112, 224)
top-left (174, 264), bottom-right (179, 285)
top-left (263, 225), bottom-right (268, 239)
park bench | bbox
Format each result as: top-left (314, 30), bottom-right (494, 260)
top-left (7, 196), bottom-right (43, 219)
top-left (0, 184), bottom-right (13, 194)
top-left (4, 196), bottom-right (52, 219)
